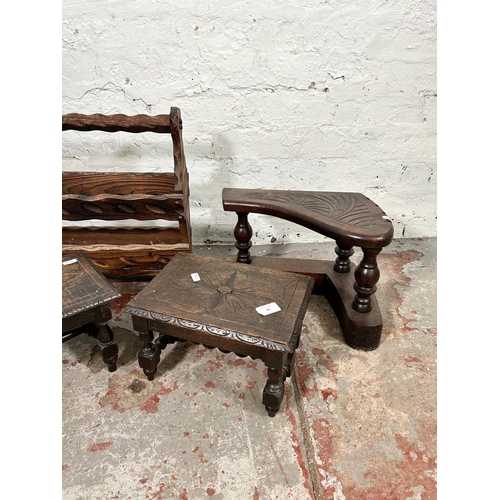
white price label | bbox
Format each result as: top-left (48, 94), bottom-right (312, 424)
top-left (63, 258), bottom-right (78, 266)
top-left (191, 272), bottom-right (201, 282)
top-left (256, 302), bottom-right (281, 316)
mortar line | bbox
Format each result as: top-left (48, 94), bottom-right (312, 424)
top-left (291, 364), bottom-right (323, 500)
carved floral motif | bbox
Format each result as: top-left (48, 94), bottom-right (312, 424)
top-left (124, 306), bottom-right (290, 352)
top-left (263, 192), bottom-right (376, 228)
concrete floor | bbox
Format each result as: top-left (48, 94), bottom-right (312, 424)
top-left (62, 237), bottom-right (437, 500)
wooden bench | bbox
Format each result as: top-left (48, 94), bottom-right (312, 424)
top-left (222, 188), bottom-right (394, 351)
top-left (62, 107), bottom-right (191, 279)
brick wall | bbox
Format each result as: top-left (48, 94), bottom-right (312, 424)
top-left (62, 0), bottom-right (437, 244)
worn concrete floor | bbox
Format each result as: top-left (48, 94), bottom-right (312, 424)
top-left (62, 238), bottom-right (437, 500)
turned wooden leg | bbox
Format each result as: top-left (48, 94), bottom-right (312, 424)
top-left (262, 352), bottom-right (287, 417)
top-left (352, 248), bottom-right (382, 313)
top-left (283, 325), bottom-right (301, 379)
top-left (234, 212), bottom-right (253, 264)
top-left (138, 331), bottom-right (160, 381)
top-left (132, 316), bottom-right (160, 381)
top-left (155, 334), bottom-right (178, 351)
top-left (90, 306), bottom-right (118, 372)
top-left (97, 324), bottom-right (119, 372)
top-left (283, 352), bottom-right (295, 380)
top-left (334, 244), bottom-right (354, 273)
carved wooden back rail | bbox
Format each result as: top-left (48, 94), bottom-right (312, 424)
top-left (62, 107), bottom-right (192, 279)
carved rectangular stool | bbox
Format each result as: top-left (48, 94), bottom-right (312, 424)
top-left (222, 189), bottom-right (394, 351)
top-left (125, 253), bottom-right (314, 416)
top-left (62, 251), bottom-right (120, 372)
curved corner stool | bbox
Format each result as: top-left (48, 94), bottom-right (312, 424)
top-left (222, 189), bottom-right (394, 351)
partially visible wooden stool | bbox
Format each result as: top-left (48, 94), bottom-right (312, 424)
top-left (62, 251), bottom-right (120, 371)
top-left (125, 253), bottom-right (314, 416)
top-left (222, 189), bottom-right (394, 351)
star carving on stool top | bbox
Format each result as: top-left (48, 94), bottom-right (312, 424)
top-left (176, 266), bottom-right (294, 316)
top-left (186, 268), bottom-right (285, 317)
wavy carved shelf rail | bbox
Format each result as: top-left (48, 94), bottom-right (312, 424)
top-left (62, 107), bottom-right (192, 279)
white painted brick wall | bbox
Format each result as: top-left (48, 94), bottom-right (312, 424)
top-left (62, 0), bottom-right (436, 245)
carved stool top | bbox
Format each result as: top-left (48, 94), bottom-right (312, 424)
top-left (222, 188), bottom-right (394, 248)
top-left (125, 253), bottom-right (314, 352)
top-left (62, 251), bottom-right (120, 319)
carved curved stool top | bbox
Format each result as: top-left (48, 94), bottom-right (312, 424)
top-left (222, 188), bottom-right (394, 248)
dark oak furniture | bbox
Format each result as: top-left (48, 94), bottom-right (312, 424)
top-left (62, 251), bottom-right (120, 372)
top-left (125, 253), bottom-right (314, 416)
top-left (62, 107), bottom-right (192, 279)
top-left (222, 189), bottom-right (394, 351)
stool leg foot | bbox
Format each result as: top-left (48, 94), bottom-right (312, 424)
top-left (263, 352), bottom-right (287, 416)
top-left (324, 269), bottom-right (384, 351)
top-left (263, 367), bottom-right (284, 417)
top-left (97, 324), bottom-right (119, 372)
top-left (234, 212), bottom-right (253, 264)
top-left (138, 328), bottom-right (160, 381)
top-left (139, 343), bottom-right (160, 381)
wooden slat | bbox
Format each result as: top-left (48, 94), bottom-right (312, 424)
top-left (62, 194), bottom-right (185, 221)
top-left (62, 172), bottom-right (177, 195)
top-left (62, 227), bottom-right (186, 246)
top-left (62, 113), bottom-right (171, 133)
top-left (62, 244), bottom-right (190, 278)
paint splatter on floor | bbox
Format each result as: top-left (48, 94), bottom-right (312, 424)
top-left (62, 240), bottom-right (436, 500)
